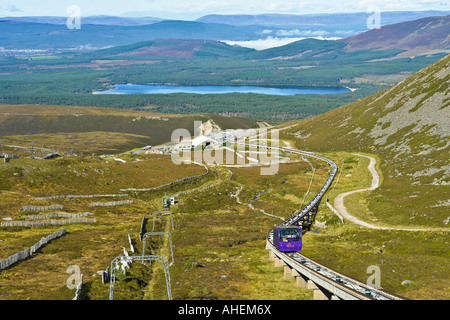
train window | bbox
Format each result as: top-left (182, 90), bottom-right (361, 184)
top-left (280, 228), bottom-right (301, 240)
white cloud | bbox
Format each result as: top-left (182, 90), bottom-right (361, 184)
top-left (276, 29), bottom-right (330, 37)
top-left (222, 37), bottom-right (302, 50)
top-left (222, 36), bottom-right (341, 50)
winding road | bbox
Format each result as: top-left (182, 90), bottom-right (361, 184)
top-left (333, 154), bottom-right (447, 232)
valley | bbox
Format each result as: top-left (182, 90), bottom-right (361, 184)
top-left (1, 15), bottom-right (449, 122)
top-left (0, 113), bottom-right (447, 300)
top-left (0, 8), bottom-right (448, 302)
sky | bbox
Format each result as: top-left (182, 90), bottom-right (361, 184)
top-left (0, 0), bottom-right (448, 19)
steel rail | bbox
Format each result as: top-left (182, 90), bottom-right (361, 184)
top-left (243, 142), bottom-right (406, 300)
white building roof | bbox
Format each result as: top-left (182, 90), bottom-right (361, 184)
top-left (191, 135), bottom-right (215, 147)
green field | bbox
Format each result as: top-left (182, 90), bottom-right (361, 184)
top-left (0, 38), bottom-right (445, 122)
top-left (0, 129), bottom-right (447, 299)
top-left (0, 30), bottom-right (448, 301)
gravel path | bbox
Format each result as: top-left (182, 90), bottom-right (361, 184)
top-left (333, 154), bottom-right (447, 232)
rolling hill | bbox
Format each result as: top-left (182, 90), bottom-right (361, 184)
top-left (90, 39), bottom-right (254, 59)
top-left (197, 11), bottom-right (450, 27)
top-left (1, 11), bottom-right (449, 52)
top-left (0, 20), bottom-right (283, 50)
top-left (0, 104), bottom-right (258, 154)
top-left (245, 15), bottom-right (450, 60)
top-left (341, 15), bottom-right (450, 57)
top-left (0, 15), bottom-right (449, 123)
top-left (283, 54), bottom-right (449, 228)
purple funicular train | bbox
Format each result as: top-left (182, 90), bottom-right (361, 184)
top-left (272, 226), bottom-right (302, 252)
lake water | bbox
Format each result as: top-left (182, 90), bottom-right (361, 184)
top-left (92, 84), bottom-right (351, 95)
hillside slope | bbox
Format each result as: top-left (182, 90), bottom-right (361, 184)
top-left (342, 15), bottom-right (450, 57)
top-left (90, 39), bottom-right (254, 59)
top-left (283, 54), bottom-right (449, 227)
top-left (0, 104), bottom-right (258, 153)
top-left (0, 20), bottom-right (279, 50)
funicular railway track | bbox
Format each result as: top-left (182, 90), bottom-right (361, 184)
top-left (247, 143), bottom-right (406, 300)
top-left (114, 139), bottom-right (404, 300)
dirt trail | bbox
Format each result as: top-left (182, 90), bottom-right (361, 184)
top-left (231, 185), bottom-right (285, 221)
top-left (333, 154), bottom-right (448, 232)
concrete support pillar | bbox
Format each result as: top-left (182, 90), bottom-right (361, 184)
top-left (290, 269), bottom-right (300, 277)
top-left (295, 274), bottom-right (308, 288)
top-left (268, 250), bottom-right (275, 261)
top-left (313, 288), bottom-right (329, 300)
top-left (306, 281), bottom-right (332, 300)
top-left (306, 280), bottom-right (317, 289)
top-left (267, 250), bottom-right (338, 300)
top-left (284, 266), bottom-right (294, 280)
top-left (274, 257), bottom-right (285, 267)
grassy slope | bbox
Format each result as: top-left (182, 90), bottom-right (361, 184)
top-left (0, 152), bottom-right (212, 300)
top-left (273, 56), bottom-right (449, 299)
top-left (342, 15), bottom-right (450, 55)
top-left (0, 149), bottom-right (327, 300)
top-left (281, 54), bottom-right (450, 228)
top-left (0, 104), bottom-right (258, 153)
top-left (0, 57), bottom-right (448, 301)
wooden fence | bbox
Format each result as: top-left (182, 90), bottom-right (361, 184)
top-left (20, 204), bottom-right (63, 212)
top-left (120, 162), bottom-right (209, 192)
top-left (32, 194), bottom-right (128, 201)
top-left (73, 274), bottom-right (83, 300)
top-left (24, 212), bottom-right (93, 220)
top-left (1, 218), bottom-right (96, 227)
top-left (326, 201), bottom-right (344, 224)
top-left (170, 182), bottom-right (217, 198)
top-left (89, 200), bottom-right (133, 207)
top-left (0, 228), bottom-right (67, 270)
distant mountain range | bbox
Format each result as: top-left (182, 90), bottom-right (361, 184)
top-left (196, 11), bottom-right (450, 27)
top-left (2, 11), bottom-right (448, 27)
top-left (0, 11), bottom-right (449, 51)
top-left (0, 20), bottom-right (273, 50)
top-left (0, 15), bottom-right (163, 26)
top-left (94, 14), bottom-right (449, 61)
top-left (341, 15), bottom-right (450, 57)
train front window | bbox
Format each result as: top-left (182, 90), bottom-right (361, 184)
top-left (280, 228), bottom-right (301, 241)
